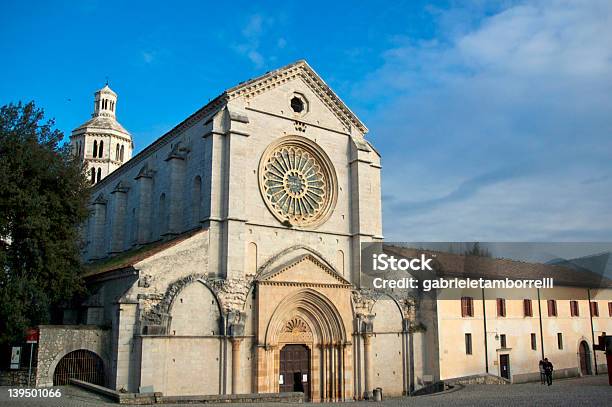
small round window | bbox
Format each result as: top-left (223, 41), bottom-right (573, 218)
top-left (290, 96), bottom-right (304, 113)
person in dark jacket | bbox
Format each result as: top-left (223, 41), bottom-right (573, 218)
top-left (543, 358), bottom-right (554, 385)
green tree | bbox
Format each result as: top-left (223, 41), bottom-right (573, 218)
top-left (0, 101), bottom-right (90, 345)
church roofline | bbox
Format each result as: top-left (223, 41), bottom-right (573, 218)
top-left (225, 60), bottom-right (368, 134)
top-left (89, 59), bottom-right (367, 193)
top-left (88, 93), bottom-right (228, 193)
top-left (83, 228), bottom-right (208, 278)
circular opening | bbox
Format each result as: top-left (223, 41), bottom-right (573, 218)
top-left (290, 96), bottom-right (304, 113)
top-left (259, 136), bottom-right (337, 228)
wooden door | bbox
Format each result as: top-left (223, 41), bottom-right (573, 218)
top-left (579, 341), bottom-right (591, 375)
top-left (280, 344), bottom-right (311, 400)
top-left (500, 354), bottom-right (510, 380)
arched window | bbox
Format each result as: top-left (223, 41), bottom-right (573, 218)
top-left (159, 193), bottom-right (167, 235)
top-left (90, 168), bottom-right (95, 184)
top-left (97, 168), bottom-right (101, 183)
top-left (120, 145), bottom-right (125, 162)
top-left (93, 140), bottom-right (98, 158)
top-left (99, 140), bottom-right (104, 158)
top-left (115, 144), bottom-right (120, 160)
top-left (192, 176), bottom-right (202, 225)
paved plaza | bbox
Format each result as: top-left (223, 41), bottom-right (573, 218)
top-left (1, 375), bottom-right (610, 407)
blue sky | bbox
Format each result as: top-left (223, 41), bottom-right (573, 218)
top-left (2, 0), bottom-right (611, 241)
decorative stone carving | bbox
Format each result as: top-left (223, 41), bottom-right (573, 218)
top-left (398, 296), bottom-right (418, 321)
top-left (228, 310), bottom-right (247, 337)
top-left (138, 274), bottom-right (152, 288)
top-left (283, 317), bottom-right (310, 333)
top-left (112, 180), bottom-right (130, 194)
top-left (215, 278), bottom-right (252, 313)
top-left (294, 120), bottom-right (307, 133)
top-left (135, 163), bottom-right (155, 179)
top-left (352, 289), bottom-right (380, 317)
top-left (165, 140), bottom-right (190, 161)
top-left (92, 193), bottom-right (107, 205)
top-left (259, 136), bottom-right (337, 228)
top-left (279, 317), bottom-right (313, 343)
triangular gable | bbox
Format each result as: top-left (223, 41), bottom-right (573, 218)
top-left (225, 60), bottom-right (368, 135)
top-left (258, 254), bottom-right (351, 286)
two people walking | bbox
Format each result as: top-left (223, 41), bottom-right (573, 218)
top-left (539, 358), bottom-right (554, 386)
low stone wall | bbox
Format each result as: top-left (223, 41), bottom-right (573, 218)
top-left (410, 381), bottom-right (445, 396)
top-left (160, 392), bottom-right (305, 404)
top-left (36, 325), bottom-right (111, 387)
top-left (70, 379), bottom-right (162, 405)
top-left (0, 368), bottom-right (37, 386)
top-left (445, 373), bottom-right (510, 385)
top-left (70, 379), bottom-right (304, 405)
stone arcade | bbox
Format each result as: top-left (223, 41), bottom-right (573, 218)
top-left (39, 61), bottom-right (433, 401)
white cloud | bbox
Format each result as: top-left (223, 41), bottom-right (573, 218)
top-left (141, 51), bottom-right (154, 64)
top-left (247, 50), bottom-right (264, 67)
top-left (232, 13), bottom-right (277, 68)
top-left (361, 0), bottom-right (612, 241)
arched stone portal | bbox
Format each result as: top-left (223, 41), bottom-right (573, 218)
top-left (53, 349), bottom-right (105, 386)
top-left (255, 252), bottom-right (354, 402)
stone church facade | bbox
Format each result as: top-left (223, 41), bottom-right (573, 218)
top-left (55, 61), bottom-right (430, 401)
top-left (31, 60), bottom-right (611, 397)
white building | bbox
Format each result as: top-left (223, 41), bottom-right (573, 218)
top-left (71, 84), bottom-right (133, 184)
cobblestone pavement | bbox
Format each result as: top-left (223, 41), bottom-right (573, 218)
top-left (1, 375), bottom-right (610, 406)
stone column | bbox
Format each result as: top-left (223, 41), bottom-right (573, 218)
top-left (330, 344), bottom-right (335, 401)
top-left (362, 333), bottom-right (373, 399)
top-left (135, 165), bottom-right (153, 244)
top-left (321, 344), bottom-right (328, 401)
top-left (110, 182), bottom-right (129, 253)
top-left (91, 194), bottom-right (107, 258)
top-left (338, 344), bottom-right (344, 401)
top-left (231, 338), bottom-right (242, 394)
top-left (165, 146), bottom-right (187, 235)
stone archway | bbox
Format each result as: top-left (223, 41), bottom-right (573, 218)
top-left (53, 349), bottom-right (105, 386)
top-left (257, 288), bottom-right (350, 402)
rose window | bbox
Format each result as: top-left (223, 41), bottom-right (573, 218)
top-left (259, 137), bottom-right (336, 227)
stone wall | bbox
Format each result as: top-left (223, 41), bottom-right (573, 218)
top-left (445, 373), bottom-right (509, 385)
top-left (0, 368), bottom-right (36, 386)
top-left (35, 325), bottom-right (111, 387)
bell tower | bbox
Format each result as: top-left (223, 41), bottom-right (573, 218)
top-left (71, 84), bottom-right (133, 184)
